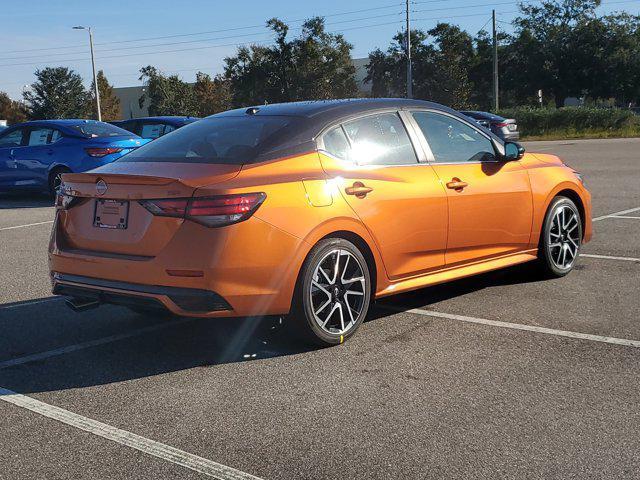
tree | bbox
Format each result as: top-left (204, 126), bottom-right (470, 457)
top-left (193, 72), bottom-right (232, 116)
top-left (138, 66), bottom-right (197, 116)
top-left (366, 25), bottom-right (477, 109)
top-left (224, 17), bottom-right (358, 106)
top-left (88, 70), bottom-right (121, 121)
top-left (23, 67), bottom-right (89, 119)
top-left (0, 92), bottom-right (27, 124)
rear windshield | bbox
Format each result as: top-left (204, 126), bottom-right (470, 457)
top-left (119, 116), bottom-right (292, 164)
top-left (71, 122), bottom-right (133, 138)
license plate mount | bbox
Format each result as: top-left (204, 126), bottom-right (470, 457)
top-left (93, 199), bottom-right (129, 229)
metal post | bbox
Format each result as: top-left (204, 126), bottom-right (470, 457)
top-left (88, 28), bottom-right (101, 121)
top-left (492, 10), bottom-right (499, 111)
top-left (406, 0), bottom-right (412, 99)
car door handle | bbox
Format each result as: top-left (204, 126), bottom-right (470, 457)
top-left (446, 178), bottom-right (468, 190)
top-left (345, 182), bottom-right (373, 198)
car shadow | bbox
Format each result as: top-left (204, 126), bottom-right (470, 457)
top-left (0, 297), bottom-right (318, 395)
top-left (0, 262), bottom-right (543, 395)
top-left (0, 193), bottom-right (53, 209)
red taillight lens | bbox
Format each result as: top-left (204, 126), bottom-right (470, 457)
top-left (139, 193), bottom-right (266, 227)
top-left (494, 122), bottom-right (509, 128)
top-left (85, 147), bottom-right (123, 157)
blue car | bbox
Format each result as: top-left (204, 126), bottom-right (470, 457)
top-left (110, 116), bottom-right (199, 140)
top-left (0, 119), bottom-right (149, 196)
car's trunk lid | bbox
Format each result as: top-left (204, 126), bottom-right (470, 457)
top-left (58, 162), bottom-right (241, 256)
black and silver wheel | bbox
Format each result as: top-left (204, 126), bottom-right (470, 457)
top-left (539, 196), bottom-right (582, 277)
top-left (291, 238), bottom-right (371, 346)
top-left (49, 167), bottom-right (70, 198)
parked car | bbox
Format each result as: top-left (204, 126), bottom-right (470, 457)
top-left (110, 116), bottom-right (199, 140)
top-left (50, 99), bottom-right (591, 346)
top-left (0, 119), bottom-right (149, 196)
top-left (461, 110), bottom-right (520, 141)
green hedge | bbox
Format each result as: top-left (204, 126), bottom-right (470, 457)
top-left (496, 107), bottom-right (639, 138)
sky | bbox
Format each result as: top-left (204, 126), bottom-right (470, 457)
top-left (1, 0), bottom-right (639, 99)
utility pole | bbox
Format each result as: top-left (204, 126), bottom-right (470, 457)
top-left (492, 10), bottom-right (499, 111)
top-left (406, 0), bottom-right (412, 99)
top-left (73, 26), bottom-right (101, 121)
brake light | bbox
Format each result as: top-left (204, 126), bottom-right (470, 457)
top-left (494, 122), bottom-right (509, 128)
top-left (139, 193), bottom-right (266, 227)
top-left (85, 147), bottom-right (123, 157)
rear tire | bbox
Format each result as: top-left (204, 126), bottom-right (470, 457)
top-left (48, 167), bottom-right (71, 198)
top-left (289, 238), bottom-right (371, 347)
top-left (538, 196), bottom-right (583, 277)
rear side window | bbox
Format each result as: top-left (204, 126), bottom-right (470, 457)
top-left (412, 111), bottom-right (496, 163)
top-left (120, 116), bottom-right (292, 164)
top-left (27, 128), bottom-right (54, 146)
top-left (322, 126), bottom-right (351, 160)
top-left (342, 113), bottom-right (417, 166)
top-left (71, 122), bottom-right (132, 138)
top-left (0, 128), bottom-right (25, 147)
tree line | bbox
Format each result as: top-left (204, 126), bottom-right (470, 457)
top-left (1, 0), bottom-right (638, 123)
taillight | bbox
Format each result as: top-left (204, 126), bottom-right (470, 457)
top-left (85, 147), bottom-right (123, 157)
top-left (139, 193), bottom-right (266, 227)
top-left (494, 122), bottom-right (509, 128)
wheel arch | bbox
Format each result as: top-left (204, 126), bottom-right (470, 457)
top-left (542, 186), bottom-right (587, 241)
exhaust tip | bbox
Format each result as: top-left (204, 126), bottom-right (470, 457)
top-left (65, 297), bottom-right (100, 312)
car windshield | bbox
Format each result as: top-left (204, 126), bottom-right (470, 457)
top-left (119, 116), bottom-right (293, 164)
top-left (71, 122), bottom-right (132, 138)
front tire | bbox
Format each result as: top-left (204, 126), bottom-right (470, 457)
top-left (538, 196), bottom-right (583, 277)
top-left (290, 238), bottom-right (372, 346)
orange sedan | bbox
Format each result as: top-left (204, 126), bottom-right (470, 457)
top-left (49, 99), bottom-right (592, 346)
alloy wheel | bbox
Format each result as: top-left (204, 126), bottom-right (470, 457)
top-left (548, 205), bottom-right (581, 269)
top-left (309, 248), bottom-right (367, 335)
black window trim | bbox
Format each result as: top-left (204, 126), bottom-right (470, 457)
top-left (317, 109), bottom-right (423, 167)
top-left (406, 109), bottom-right (506, 164)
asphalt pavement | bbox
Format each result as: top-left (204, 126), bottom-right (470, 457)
top-left (0, 137), bottom-right (639, 479)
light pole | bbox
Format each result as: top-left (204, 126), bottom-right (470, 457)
top-left (405, 0), bottom-right (412, 99)
top-left (73, 26), bottom-right (101, 121)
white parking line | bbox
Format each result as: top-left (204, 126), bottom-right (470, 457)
top-left (0, 318), bottom-right (195, 370)
top-left (610, 215), bottom-right (640, 220)
top-left (383, 306), bottom-right (640, 348)
top-left (0, 387), bottom-right (262, 480)
top-left (581, 253), bottom-right (640, 262)
top-left (593, 207), bottom-right (640, 222)
top-left (0, 220), bottom-right (53, 231)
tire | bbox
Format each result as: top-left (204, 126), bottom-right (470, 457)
top-left (48, 167), bottom-right (71, 198)
top-left (290, 238), bottom-right (372, 347)
top-left (538, 196), bottom-right (583, 277)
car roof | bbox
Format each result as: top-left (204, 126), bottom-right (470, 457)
top-left (213, 98), bottom-right (454, 122)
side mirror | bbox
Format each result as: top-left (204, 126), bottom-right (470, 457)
top-left (504, 142), bottom-right (525, 161)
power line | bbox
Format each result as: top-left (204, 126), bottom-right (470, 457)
top-left (0, 2), bottom-right (404, 56)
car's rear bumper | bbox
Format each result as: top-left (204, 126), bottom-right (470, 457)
top-left (52, 273), bottom-right (231, 315)
top-left (49, 214), bottom-right (309, 318)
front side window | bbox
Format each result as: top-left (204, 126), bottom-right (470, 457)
top-left (0, 128), bottom-right (25, 147)
top-left (412, 111), bottom-right (496, 163)
top-left (342, 113), bottom-right (417, 166)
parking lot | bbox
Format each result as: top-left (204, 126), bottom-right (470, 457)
top-left (1, 137), bottom-right (639, 479)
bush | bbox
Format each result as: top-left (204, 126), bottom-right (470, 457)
top-left (497, 106), bottom-right (640, 138)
